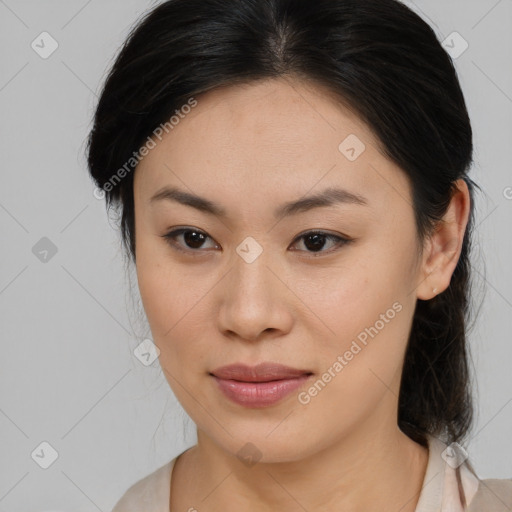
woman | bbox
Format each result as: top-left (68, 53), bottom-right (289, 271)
top-left (87, 0), bottom-right (512, 510)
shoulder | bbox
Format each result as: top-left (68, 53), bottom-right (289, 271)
top-left (468, 477), bottom-right (512, 511)
top-left (111, 458), bottom-right (176, 512)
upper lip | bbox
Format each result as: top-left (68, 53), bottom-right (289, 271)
top-left (210, 363), bottom-right (313, 382)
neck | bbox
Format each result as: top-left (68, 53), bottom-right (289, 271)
top-left (182, 420), bottom-right (429, 512)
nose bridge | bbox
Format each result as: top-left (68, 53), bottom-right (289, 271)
top-left (231, 235), bottom-right (276, 303)
top-left (217, 236), bottom-right (288, 339)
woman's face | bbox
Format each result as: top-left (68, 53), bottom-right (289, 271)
top-left (133, 77), bottom-right (428, 462)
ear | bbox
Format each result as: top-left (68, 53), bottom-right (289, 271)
top-left (416, 178), bottom-right (471, 301)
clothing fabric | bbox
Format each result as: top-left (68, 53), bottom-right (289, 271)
top-left (111, 435), bottom-right (512, 511)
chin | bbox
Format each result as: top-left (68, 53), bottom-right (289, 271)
top-left (204, 420), bottom-right (325, 465)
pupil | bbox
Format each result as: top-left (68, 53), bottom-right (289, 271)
top-left (305, 234), bottom-right (325, 252)
top-left (184, 230), bottom-right (204, 249)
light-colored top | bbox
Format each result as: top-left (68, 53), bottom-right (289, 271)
top-left (111, 435), bottom-right (512, 511)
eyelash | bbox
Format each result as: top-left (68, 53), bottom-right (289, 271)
top-left (161, 227), bottom-right (352, 257)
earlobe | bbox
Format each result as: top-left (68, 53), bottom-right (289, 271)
top-left (415, 178), bottom-right (471, 301)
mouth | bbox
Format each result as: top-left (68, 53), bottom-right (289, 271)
top-left (209, 362), bottom-right (314, 407)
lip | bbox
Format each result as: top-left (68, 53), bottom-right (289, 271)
top-left (210, 363), bottom-right (313, 408)
top-left (211, 362), bottom-right (313, 382)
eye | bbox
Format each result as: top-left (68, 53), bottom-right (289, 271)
top-left (161, 227), bottom-right (352, 256)
top-left (161, 227), bottom-right (219, 255)
top-left (289, 230), bottom-right (352, 256)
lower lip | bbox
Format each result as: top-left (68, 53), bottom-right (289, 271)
top-left (211, 374), bottom-right (312, 408)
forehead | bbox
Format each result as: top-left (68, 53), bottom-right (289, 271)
top-left (134, 78), bottom-right (413, 218)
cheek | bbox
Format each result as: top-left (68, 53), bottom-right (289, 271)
top-left (135, 253), bottom-right (212, 367)
top-left (303, 302), bottom-right (412, 435)
top-left (292, 259), bottom-right (393, 341)
top-left (136, 233), bottom-right (182, 325)
top-left (136, 259), bottom-right (171, 329)
top-left (298, 246), bottom-right (414, 380)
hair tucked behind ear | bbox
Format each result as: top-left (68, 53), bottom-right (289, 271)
top-left (399, 178), bottom-right (478, 447)
top-left (86, 0), bottom-right (481, 448)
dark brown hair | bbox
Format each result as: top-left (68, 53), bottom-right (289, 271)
top-left (87, 0), bottom-right (481, 448)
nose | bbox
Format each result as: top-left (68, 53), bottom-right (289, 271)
top-left (216, 247), bottom-right (293, 342)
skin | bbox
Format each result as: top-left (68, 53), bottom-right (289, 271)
top-left (133, 76), bottom-right (471, 512)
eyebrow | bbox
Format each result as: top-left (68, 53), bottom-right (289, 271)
top-left (149, 185), bottom-right (368, 218)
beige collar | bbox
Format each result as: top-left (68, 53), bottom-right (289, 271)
top-left (415, 435), bottom-right (480, 512)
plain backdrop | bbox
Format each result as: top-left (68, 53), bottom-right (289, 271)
top-left (0, 0), bottom-right (511, 510)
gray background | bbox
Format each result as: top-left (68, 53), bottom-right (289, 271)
top-left (0, 0), bottom-right (511, 510)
